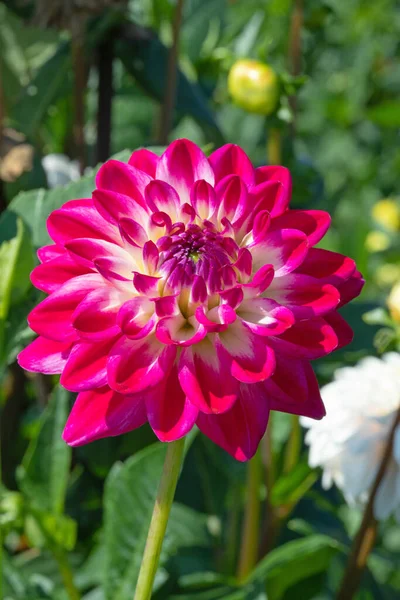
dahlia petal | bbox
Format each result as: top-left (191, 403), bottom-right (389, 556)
top-left (65, 238), bottom-right (134, 270)
top-left (119, 217), bottom-right (148, 248)
top-left (94, 256), bottom-right (133, 286)
top-left (178, 340), bottom-right (238, 414)
top-left (128, 148), bottom-right (159, 177)
top-left (156, 139), bottom-right (214, 203)
top-left (253, 165), bottom-right (292, 216)
top-left (265, 357), bottom-right (325, 419)
top-left (117, 297), bottom-right (156, 338)
top-left (18, 337), bottom-right (72, 374)
top-left (72, 287), bottom-right (124, 341)
top-left (250, 229), bottom-right (308, 276)
top-left (107, 336), bottom-right (177, 394)
top-left (62, 386), bottom-right (147, 446)
top-left (338, 271), bottom-right (365, 307)
top-left (133, 272), bottom-right (160, 295)
top-left (31, 254), bottom-right (88, 293)
top-left (61, 336), bottom-right (119, 391)
top-left (96, 160), bottom-right (151, 206)
top-left (267, 274), bottom-right (340, 319)
top-left (28, 274), bottom-right (104, 342)
top-left (238, 298), bottom-right (295, 336)
top-left (156, 314), bottom-right (207, 345)
top-left (196, 382), bottom-right (270, 461)
top-left (218, 321), bottom-right (276, 383)
top-left (93, 189), bottom-right (149, 227)
top-left (270, 210), bottom-right (331, 246)
top-left (146, 368), bottom-right (198, 442)
top-left (190, 180), bottom-right (217, 221)
top-left (297, 248), bottom-right (356, 284)
top-left (37, 244), bottom-right (65, 263)
top-left (145, 180), bottom-right (181, 222)
top-left (247, 181), bottom-right (284, 225)
top-left (270, 317), bottom-right (338, 358)
top-left (323, 312), bottom-right (354, 350)
top-left (47, 199), bottom-right (120, 245)
top-left (209, 144), bottom-right (254, 186)
top-left (216, 175), bottom-right (248, 224)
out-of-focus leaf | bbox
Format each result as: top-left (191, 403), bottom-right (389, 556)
top-left (271, 460), bottom-right (318, 507)
top-left (25, 509), bottom-right (77, 551)
top-left (247, 535), bottom-right (342, 600)
top-left (103, 443), bottom-right (209, 600)
top-left (182, 0), bottom-right (226, 61)
top-left (0, 214), bottom-right (33, 363)
top-left (233, 11), bottom-right (264, 57)
top-left (18, 386), bottom-right (71, 515)
top-left (367, 101), bottom-right (400, 128)
top-left (3, 551), bottom-right (29, 598)
top-left (116, 32), bottom-right (222, 135)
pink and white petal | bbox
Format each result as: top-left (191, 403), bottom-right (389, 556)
top-left (94, 256), bottom-right (134, 287)
top-left (218, 321), bottom-right (276, 383)
top-left (323, 312), bottom-right (354, 350)
top-left (296, 248), bottom-right (356, 285)
top-left (156, 315), bottom-right (207, 345)
top-left (93, 189), bottom-right (149, 227)
top-left (209, 144), bottom-right (254, 186)
top-left (196, 382), bottom-right (270, 461)
top-left (190, 180), bottom-right (218, 221)
top-left (253, 166), bottom-right (292, 216)
top-left (96, 160), bottom-right (151, 206)
top-left (119, 217), bottom-right (148, 248)
top-left (28, 274), bottom-right (104, 342)
top-left (62, 386), bottom-right (147, 446)
top-left (117, 297), bottom-right (156, 338)
top-left (47, 199), bottom-right (120, 245)
top-left (37, 244), bottom-right (65, 263)
top-left (31, 254), bottom-right (89, 293)
top-left (128, 148), bottom-right (159, 177)
top-left (270, 317), bottom-right (338, 359)
top-left (267, 274), bottom-right (340, 319)
top-left (178, 339), bottom-right (238, 414)
top-left (265, 357), bottom-right (325, 419)
top-left (145, 180), bottom-right (181, 221)
top-left (338, 270), bottom-right (365, 307)
top-left (18, 337), bottom-right (72, 374)
top-left (216, 175), bottom-right (248, 224)
top-left (107, 335), bottom-right (177, 394)
top-left (61, 336), bottom-right (119, 391)
top-left (237, 297), bottom-right (295, 335)
top-left (65, 237), bottom-right (134, 270)
top-left (156, 139), bottom-right (214, 203)
top-left (270, 210), bottom-right (331, 246)
top-left (250, 229), bottom-right (308, 276)
top-left (72, 287), bottom-right (124, 341)
top-left (146, 367), bottom-right (198, 442)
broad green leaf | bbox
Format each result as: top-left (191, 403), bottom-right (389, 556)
top-left (18, 386), bottom-right (71, 516)
top-left (0, 214), bottom-right (33, 362)
top-left (103, 443), bottom-right (209, 600)
top-left (271, 459), bottom-right (318, 507)
top-left (25, 510), bottom-right (77, 552)
top-left (367, 101), bottom-right (400, 128)
top-left (248, 535), bottom-right (342, 600)
top-left (2, 551), bottom-right (29, 599)
top-left (182, 0), bottom-right (227, 61)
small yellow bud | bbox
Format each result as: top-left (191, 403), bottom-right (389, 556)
top-left (387, 281), bottom-right (400, 323)
top-left (365, 230), bottom-right (390, 253)
top-left (228, 59), bottom-right (279, 116)
top-left (372, 199), bottom-right (400, 232)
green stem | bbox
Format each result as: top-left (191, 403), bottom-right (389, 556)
top-left (267, 127), bottom-right (282, 165)
top-left (134, 438), bottom-right (186, 600)
top-left (53, 549), bottom-right (81, 600)
top-left (283, 415), bottom-right (301, 474)
top-left (237, 449), bottom-right (262, 581)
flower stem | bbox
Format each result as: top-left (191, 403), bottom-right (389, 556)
top-left (237, 448), bottom-right (262, 581)
top-left (53, 549), bottom-right (81, 600)
top-left (267, 127), bottom-right (281, 165)
top-left (134, 438), bottom-right (186, 600)
top-left (336, 405), bottom-right (400, 600)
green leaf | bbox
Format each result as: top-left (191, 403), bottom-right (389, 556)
top-left (25, 510), bottom-right (77, 552)
top-left (248, 535), bottom-right (342, 600)
top-left (18, 386), bottom-right (71, 516)
top-left (270, 459), bottom-right (318, 507)
top-left (103, 443), bottom-right (209, 600)
top-left (367, 101), bottom-right (400, 128)
top-left (0, 214), bottom-right (33, 362)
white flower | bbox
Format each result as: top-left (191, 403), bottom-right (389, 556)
top-left (301, 353), bottom-right (400, 521)
top-left (42, 154), bottom-right (80, 189)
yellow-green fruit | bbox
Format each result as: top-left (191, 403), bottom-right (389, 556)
top-left (228, 60), bottom-right (279, 115)
top-left (372, 199), bottom-right (400, 232)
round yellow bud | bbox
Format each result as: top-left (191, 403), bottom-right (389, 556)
top-left (228, 60), bottom-right (279, 115)
top-left (372, 199), bottom-right (400, 232)
top-left (387, 281), bottom-right (400, 323)
top-left (365, 230), bottom-right (390, 253)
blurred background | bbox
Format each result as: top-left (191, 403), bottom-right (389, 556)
top-left (1, 1), bottom-right (400, 599)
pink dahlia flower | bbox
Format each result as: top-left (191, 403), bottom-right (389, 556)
top-left (18, 140), bottom-right (364, 460)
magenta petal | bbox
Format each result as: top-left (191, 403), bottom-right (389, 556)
top-left (107, 336), bottom-right (177, 394)
top-left (128, 148), bottom-right (159, 177)
top-left (270, 210), bottom-right (331, 246)
top-left (18, 337), bottom-right (72, 374)
top-left (145, 180), bottom-right (181, 219)
top-left (267, 274), bottom-right (340, 319)
top-left (338, 270), bottom-right (365, 307)
top-left (270, 317), bottom-right (338, 359)
top-left (197, 383), bottom-right (270, 461)
top-left (146, 367), bottom-right (198, 442)
top-left (93, 189), bottom-right (149, 227)
top-left (265, 357), bottom-right (325, 419)
top-left (190, 179), bottom-right (217, 220)
top-left (37, 244), bottom-right (64, 263)
top-left (47, 199), bottom-right (119, 245)
top-left (250, 229), bottom-right (308, 276)
top-left (156, 139), bottom-right (214, 202)
top-left (209, 144), bottom-right (254, 186)
top-left (253, 165), bottom-right (292, 216)
top-left (96, 160), bottom-right (151, 206)
top-left (61, 337), bottom-right (119, 391)
top-left (62, 386), bottom-right (147, 446)
top-left (178, 340), bottom-right (238, 414)
top-left (238, 298), bottom-right (295, 336)
top-left (323, 311), bottom-right (354, 349)
top-left (296, 248), bottom-right (356, 284)
top-left (65, 238), bottom-right (132, 269)
top-left (31, 254), bottom-right (88, 293)
top-left (71, 287), bottom-right (122, 341)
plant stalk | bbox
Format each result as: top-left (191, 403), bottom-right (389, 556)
top-left (336, 405), bottom-right (400, 600)
top-left (288, 0), bottom-right (304, 132)
top-left (134, 438), bottom-right (186, 600)
top-left (71, 23), bottom-right (87, 175)
top-left (96, 33), bottom-right (114, 164)
top-left (237, 448), bottom-right (262, 581)
top-left (54, 548), bottom-right (81, 600)
top-left (157, 0), bottom-right (185, 144)
top-left (267, 127), bottom-right (282, 165)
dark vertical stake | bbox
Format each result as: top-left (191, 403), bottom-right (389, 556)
top-left (96, 34), bottom-right (114, 164)
top-left (288, 0), bottom-right (304, 133)
top-left (157, 0), bottom-right (185, 145)
top-left (71, 21), bottom-right (87, 176)
top-left (0, 59), bottom-right (7, 213)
